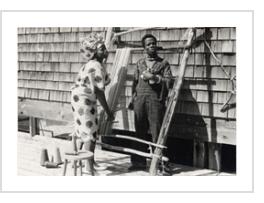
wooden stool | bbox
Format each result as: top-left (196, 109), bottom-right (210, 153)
top-left (62, 151), bottom-right (94, 176)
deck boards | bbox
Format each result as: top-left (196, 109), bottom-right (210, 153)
top-left (17, 132), bottom-right (233, 176)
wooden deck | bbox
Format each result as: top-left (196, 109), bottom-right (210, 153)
top-left (17, 132), bottom-right (234, 176)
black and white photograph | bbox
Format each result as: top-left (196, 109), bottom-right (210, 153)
top-left (17, 27), bottom-right (236, 176)
top-left (1, 9), bottom-right (255, 195)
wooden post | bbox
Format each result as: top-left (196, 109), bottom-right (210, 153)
top-left (193, 140), bottom-right (206, 168)
top-left (79, 160), bottom-right (83, 176)
top-left (62, 159), bottom-right (68, 176)
top-left (29, 117), bottom-right (38, 137)
top-left (73, 160), bottom-right (77, 176)
top-left (105, 27), bottom-right (114, 50)
top-left (208, 143), bottom-right (222, 173)
top-left (149, 28), bottom-right (195, 175)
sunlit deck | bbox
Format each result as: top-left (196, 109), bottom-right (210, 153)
top-left (18, 132), bottom-right (234, 176)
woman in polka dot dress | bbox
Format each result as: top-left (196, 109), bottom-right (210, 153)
top-left (71, 33), bottom-right (114, 172)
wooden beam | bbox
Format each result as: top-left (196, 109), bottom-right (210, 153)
top-left (18, 99), bottom-right (235, 145)
top-left (97, 142), bottom-right (169, 162)
top-left (105, 27), bottom-right (114, 50)
top-left (169, 126), bottom-right (236, 145)
top-left (18, 99), bottom-right (73, 122)
top-left (108, 45), bottom-right (189, 53)
top-left (113, 27), bottom-right (166, 38)
top-left (101, 134), bottom-right (167, 149)
top-left (193, 140), bottom-right (206, 168)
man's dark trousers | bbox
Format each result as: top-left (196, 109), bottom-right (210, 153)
top-left (131, 93), bottom-right (165, 166)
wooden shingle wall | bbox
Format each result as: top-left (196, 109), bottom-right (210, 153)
top-left (110, 27), bottom-right (236, 145)
top-left (18, 27), bottom-right (106, 103)
top-left (18, 27), bottom-right (236, 145)
top-left (18, 27), bottom-right (108, 121)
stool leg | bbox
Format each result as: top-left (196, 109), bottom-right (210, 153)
top-left (88, 158), bottom-right (94, 176)
top-left (63, 159), bottom-right (68, 176)
top-left (79, 160), bottom-right (83, 176)
top-left (73, 160), bottom-right (77, 176)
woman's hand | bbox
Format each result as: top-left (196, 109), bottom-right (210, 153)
top-left (105, 73), bottom-right (111, 86)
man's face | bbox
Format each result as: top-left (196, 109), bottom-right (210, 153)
top-left (96, 43), bottom-right (108, 60)
top-left (144, 37), bottom-right (157, 56)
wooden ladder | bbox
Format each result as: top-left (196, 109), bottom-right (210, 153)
top-left (149, 28), bottom-right (195, 175)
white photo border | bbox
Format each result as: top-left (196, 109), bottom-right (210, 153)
top-left (1, 10), bottom-right (253, 193)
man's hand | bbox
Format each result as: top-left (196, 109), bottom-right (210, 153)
top-left (142, 70), bottom-right (160, 83)
top-left (141, 70), bottom-right (155, 80)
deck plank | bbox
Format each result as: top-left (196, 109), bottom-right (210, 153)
top-left (17, 132), bottom-right (234, 176)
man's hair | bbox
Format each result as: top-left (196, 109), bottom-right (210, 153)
top-left (141, 34), bottom-right (157, 47)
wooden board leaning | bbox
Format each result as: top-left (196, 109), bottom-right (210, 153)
top-left (98, 48), bottom-right (131, 137)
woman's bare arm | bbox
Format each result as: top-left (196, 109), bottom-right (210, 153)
top-left (94, 86), bottom-right (114, 121)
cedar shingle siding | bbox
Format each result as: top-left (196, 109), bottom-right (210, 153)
top-left (18, 27), bottom-right (236, 145)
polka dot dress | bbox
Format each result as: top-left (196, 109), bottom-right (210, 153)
top-left (71, 60), bottom-right (105, 142)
